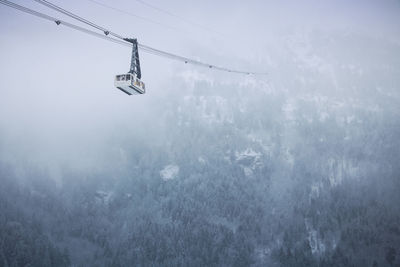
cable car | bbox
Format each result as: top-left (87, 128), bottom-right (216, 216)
top-left (115, 73), bottom-right (145, 95)
top-left (115, 38), bottom-right (145, 95)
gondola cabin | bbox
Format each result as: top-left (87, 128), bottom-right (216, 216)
top-left (114, 73), bottom-right (145, 95)
top-left (115, 38), bottom-right (145, 95)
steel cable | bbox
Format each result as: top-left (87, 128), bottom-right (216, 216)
top-left (1, 0), bottom-right (267, 75)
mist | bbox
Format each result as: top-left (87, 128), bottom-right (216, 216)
top-left (1, 0), bottom-right (400, 266)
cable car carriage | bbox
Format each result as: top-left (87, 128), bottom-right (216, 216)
top-left (115, 73), bottom-right (145, 95)
top-left (114, 38), bottom-right (145, 95)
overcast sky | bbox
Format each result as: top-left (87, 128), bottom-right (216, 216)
top-left (0, 0), bottom-right (399, 173)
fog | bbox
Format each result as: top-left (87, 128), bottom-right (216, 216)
top-left (1, 0), bottom-right (400, 266)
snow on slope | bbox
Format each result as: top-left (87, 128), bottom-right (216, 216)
top-left (160, 164), bottom-right (180, 181)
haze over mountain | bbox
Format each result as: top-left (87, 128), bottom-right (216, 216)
top-left (1, 0), bottom-right (400, 266)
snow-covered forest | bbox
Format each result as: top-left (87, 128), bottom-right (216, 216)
top-left (1, 0), bottom-right (400, 266)
top-left (1, 29), bottom-right (399, 266)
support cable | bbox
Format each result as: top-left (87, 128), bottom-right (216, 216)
top-left (86, 0), bottom-right (191, 36)
top-left (134, 0), bottom-right (225, 38)
top-left (1, 0), bottom-right (267, 75)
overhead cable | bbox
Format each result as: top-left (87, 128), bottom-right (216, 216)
top-left (134, 0), bottom-right (225, 38)
top-left (1, 0), bottom-right (267, 75)
top-left (86, 0), bottom-right (190, 35)
top-left (33, 0), bottom-right (124, 39)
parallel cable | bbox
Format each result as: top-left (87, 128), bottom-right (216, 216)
top-left (0, 0), bottom-right (128, 45)
top-left (86, 0), bottom-right (191, 35)
top-left (134, 0), bottom-right (225, 38)
top-left (1, 0), bottom-right (267, 75)
top-left (33, 0), bottom-right (124, 39)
